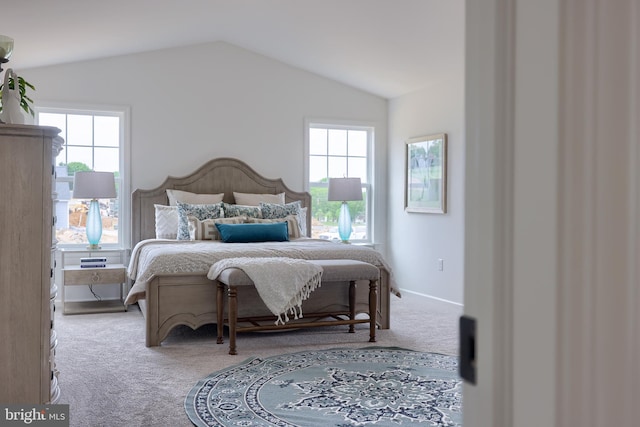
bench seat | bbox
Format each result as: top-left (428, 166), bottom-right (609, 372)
top-left (215, 259), bottom-right (379, 355)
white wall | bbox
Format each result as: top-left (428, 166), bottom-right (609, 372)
top-left (22, 41), bottom-right (388, 193)
top-left (21, 41), bottom-right (388, 248)
top-left (387, 72), bottom-right (465, 304)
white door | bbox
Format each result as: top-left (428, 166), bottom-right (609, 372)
top-left (463, 1), bottom-right (640, 426)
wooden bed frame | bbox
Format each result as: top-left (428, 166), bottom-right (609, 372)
top-left (130, 157), bottom-right (391, 346)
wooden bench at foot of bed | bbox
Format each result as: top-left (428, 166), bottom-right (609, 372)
top-left (215, 259), bottom-right (379, 355)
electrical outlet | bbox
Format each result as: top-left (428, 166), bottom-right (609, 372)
top-left (438, 259), bottom-right (444, 271)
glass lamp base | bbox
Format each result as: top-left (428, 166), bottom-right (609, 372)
top-left (337, 202), bottom-right (353, 243)
top-left (85, 199), bottom-right (103, 249)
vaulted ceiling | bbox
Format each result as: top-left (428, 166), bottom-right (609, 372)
top-left (4, 0), bottom-right (464, 99)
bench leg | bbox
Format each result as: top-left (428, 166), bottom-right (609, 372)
top-left (369, 279), bottom-right (378, 342)
top-left (216, 282), bottom-right (225, 344)
top-left (349, 280), bottom-right (356, 333)
top-left (228, 285), bottom-right (238, 355)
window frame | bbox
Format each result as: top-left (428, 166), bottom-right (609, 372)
top-left (304, 118), bottom-right (374, 244)
top-left (36, 102), bottom-right (131, 250)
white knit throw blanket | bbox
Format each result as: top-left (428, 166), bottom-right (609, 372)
top-left (207, 257), bottom-right (323, 325)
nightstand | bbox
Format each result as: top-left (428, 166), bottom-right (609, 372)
top-left (62, 264), bottom-right (128, 314)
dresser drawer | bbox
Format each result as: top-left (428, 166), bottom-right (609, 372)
top-left (63, 265), bottom-right (126, 286)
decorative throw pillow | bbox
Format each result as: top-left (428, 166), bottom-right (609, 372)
top-left (245, 215), bottom-right (301, 239)
top-left (176, 202), bottom-right (224, 240)
top-left (166, 189), bottom-right (224, 206)
top-left (188, 216), bottom-right (245, 240)
top-left (259, 201), bottom-right (303, 234)
top-left (154, 204), bottom-right (179, 239)
top-left (232, 192), bottom-right (285, 206)
top-left (299, 207), bottom-right (308, 237)
top-left (222, 203), bottom-right (263, 219)
top-left (259, 200), bottom-right (301, 218)
top-left (215, 222), bottom-right (290, 243)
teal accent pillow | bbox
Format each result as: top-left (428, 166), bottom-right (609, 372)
top-left (215, 222), bottom-right (290, 243)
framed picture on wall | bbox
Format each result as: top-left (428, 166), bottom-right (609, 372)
top-left (405, 133), bottom-right (447, 214)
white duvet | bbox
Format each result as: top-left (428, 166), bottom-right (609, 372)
top-left (125, 238), bottom-right (390, 305)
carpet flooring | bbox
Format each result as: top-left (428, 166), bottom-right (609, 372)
top-left (53, 293), bottom-right (462, 426)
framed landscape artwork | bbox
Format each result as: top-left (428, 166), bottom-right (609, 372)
top-left (405, 133), bottom-right (447, 214)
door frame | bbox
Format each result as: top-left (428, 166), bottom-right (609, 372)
top-left (463, 0), bottom-right (516, 424)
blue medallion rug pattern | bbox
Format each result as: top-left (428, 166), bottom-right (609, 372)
top-left (185, 347), bottom-right (462, 427)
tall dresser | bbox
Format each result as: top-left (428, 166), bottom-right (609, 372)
top-left (0, 124), bottom-right (63, 404)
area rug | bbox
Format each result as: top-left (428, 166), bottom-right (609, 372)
top-left (185, 347), bottom-right (462, 426)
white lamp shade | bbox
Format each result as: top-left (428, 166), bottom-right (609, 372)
top-left (327, 177), bottom-right (363, 202)
top-left (73, 171), bottom-right (117, 199)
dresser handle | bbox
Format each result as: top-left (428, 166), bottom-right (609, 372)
top-left (91, 272), bottom-right (101, 283)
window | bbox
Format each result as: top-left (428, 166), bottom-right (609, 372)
top-left (306, 121), bottom-right (373, 243)
top-left (37, 106), bottom-right (129, 248)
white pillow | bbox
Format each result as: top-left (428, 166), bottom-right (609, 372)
top-left (233, 192), bottom-right (285, 206)
top-left (166, 189), bottom-right (225, 206)
top-left (154, 205), bottom-right (179, 239)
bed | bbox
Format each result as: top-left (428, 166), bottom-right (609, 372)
top-left (127, 157), bottom-right (393, 346)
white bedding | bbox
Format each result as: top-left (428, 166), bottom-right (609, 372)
top-left (125, 237), bottom-right (391, 305)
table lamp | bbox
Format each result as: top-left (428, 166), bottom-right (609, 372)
top-left (73, 171), bottom-right (116, 249)
top-left (0, 35), bottom-right (13, 73)
top-left (328, 177), bottom-right (363, 243)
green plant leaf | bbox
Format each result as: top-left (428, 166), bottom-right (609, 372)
top-left (0, 74), bottom-right (36, 116)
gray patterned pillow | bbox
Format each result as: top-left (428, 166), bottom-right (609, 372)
top-left (222, 203), bottom-right (263, 219)
top-left (259, 201), bottom-right (303, 234)
top-left (176, 202), bottom-right (224, 240)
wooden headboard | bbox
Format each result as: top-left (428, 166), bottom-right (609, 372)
top-left (131, 157), bottom-right (312, 245)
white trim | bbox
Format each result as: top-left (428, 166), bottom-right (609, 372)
top-left (36, 102), bottom-right (132, 249)
top-left (303, 117), bottom-right (377, 187)
top-left (37, 101), bottom-right (129, 116)
top-left (464, 0), bottom-right (515, 425)
top-left (303, 117), bottom-right (375, 244)
top-left (398, 288), bottom-right (464, 307)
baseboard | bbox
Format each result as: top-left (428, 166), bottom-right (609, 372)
top-left (398, 288), bottom-right (464, 307)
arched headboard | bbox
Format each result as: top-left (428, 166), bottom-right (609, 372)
top-left (131, 158), bottom-right (312, 245)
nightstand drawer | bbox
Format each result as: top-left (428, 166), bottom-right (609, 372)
top-left (63, 265), bottom-right (126, 286)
